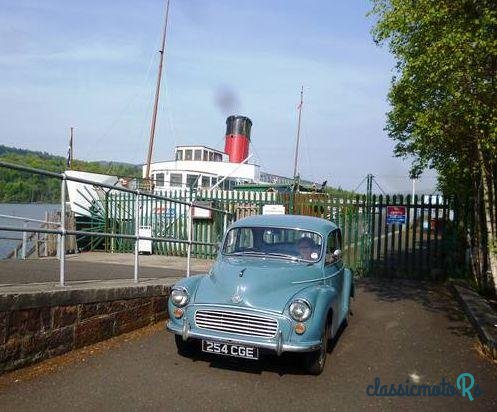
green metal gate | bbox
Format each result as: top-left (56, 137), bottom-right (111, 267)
top-left (76, 187), bottom-right (463, 280)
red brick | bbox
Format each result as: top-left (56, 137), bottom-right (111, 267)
top-left (0, 312), bottom-right (8, 345)
top-left (40, 307), bottom-right (51, 331)
top-left (53, 306), bottom-right (78, 329)
top-left (0, 339), bottom-right (22, 366)
top-left (78, 303), bottom-right (100, 320)
top-left (47, 326), bottom-right (74, 353)
top-left (9, 309), bottom-right (42, 338)
top-left (114, 317), bottom-right (151, 335)
top-left (110, 298), bottom-right (148, 313)
top-left (74, 315), bottom-right (115, 349)
top-left (152, 296), bottom-right (168, 314)
top-left (21, 332), bottom-right (48, 357)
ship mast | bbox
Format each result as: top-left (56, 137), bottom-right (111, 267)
top-left (292, 85), bottom-right (304, 182)
top-left (145, 0), bottom-right (171, 184)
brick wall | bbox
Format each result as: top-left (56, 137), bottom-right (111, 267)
top-left (0, 286), bottom-right (170, 374)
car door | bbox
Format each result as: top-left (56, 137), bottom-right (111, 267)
top-left (323, 229), bottom-right (345, 325)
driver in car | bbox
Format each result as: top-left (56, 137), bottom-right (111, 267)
top-left (296, 237), bottom-right (316, 260)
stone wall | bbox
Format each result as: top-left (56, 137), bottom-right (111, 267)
top-left (0, 282), bottom-right (171, 373)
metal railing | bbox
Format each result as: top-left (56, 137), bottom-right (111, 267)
top-left (0, 161), bottom-right (232, 286)
top-left (0, 214), bottom-right (60, 259)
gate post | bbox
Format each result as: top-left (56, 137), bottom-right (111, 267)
top-left (134, 191), bottom-right (140, 283)
top-left (59, 174), bottom-right (66, 287)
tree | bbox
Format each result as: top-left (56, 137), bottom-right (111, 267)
top-left (370, 0), bottom-right (497, 294)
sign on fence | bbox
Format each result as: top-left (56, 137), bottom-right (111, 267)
top-left (262, 204), bottom-right (286, 215)
top-left (386, 206), bottom-right (407, 225)
top-left (192, 201), bottom-right (213, 219)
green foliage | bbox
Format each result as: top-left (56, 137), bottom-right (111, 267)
top-left (0, 145), bottom-right (140, 203)
top-left (370, 0), bottom-right (497, 291)
top-left (370, 0), bottom-right (497, 196)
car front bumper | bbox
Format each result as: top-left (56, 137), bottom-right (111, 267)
top-left (166, 319), bottom-right (322, 355)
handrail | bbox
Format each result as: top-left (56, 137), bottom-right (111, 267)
top-left (0, 160), bottom-right (227, 286)
top-left (0, 161), bottom-right (232, 215)
top-left (0, 225), bottom-right (219, 246)
top-left (0, 213), bottom-right (60, 226)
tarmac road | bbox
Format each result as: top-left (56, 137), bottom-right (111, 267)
top-left (0, 279), bottom-right (496, 411)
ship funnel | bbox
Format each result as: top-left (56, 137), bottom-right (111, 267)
top-left (224, 115), bottom-right (252, 163)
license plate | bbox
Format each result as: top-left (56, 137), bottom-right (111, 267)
top-left (202, 340), bottom-right (259, 360)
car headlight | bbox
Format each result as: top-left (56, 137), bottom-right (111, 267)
top-left (289, 299), bottom-right (312, 322)
top-left (171, 288), bottom-right (189, 307)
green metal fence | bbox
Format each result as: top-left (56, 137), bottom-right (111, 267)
top-left (77, 188), bottom-right (463, 279)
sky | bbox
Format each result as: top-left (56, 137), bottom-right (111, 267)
top-left (0, 0), bottom-right (438, 193)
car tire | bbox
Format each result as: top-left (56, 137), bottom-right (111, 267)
top-left (303, 322), bottom-right (330, 375)
top-left (344, 295), bottom-right (352, 327)
top-left (175, 334), bottom-right (195, 357)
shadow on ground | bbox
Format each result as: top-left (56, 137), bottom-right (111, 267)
top-left (174, 319), bottom-right (351, 376)
top-left (358, 277), bottom-right (474, 338)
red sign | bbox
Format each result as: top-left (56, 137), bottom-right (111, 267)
top-left (386, 206), bottom-right (407, 224)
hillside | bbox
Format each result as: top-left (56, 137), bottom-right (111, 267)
top-left (0, 145), bottom-right (141, 203)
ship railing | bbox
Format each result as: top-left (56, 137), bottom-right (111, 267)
top-left (0, 161), bottom-right (233, 286)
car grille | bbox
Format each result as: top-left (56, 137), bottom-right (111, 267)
top-left (195, 309), bottom-right (278, 338)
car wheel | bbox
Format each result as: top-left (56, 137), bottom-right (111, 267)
top-left (344, 295), bottom-right (352, 327)
top-left (174, 334), bottom-right (195, 357)
top-left (303, 322), bottom-right (330, 375)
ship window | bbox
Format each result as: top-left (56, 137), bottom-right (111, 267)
top-left (186, 174), bottom-right (199, 188)
top-left (185, 150), bottom-right (192, 160)
top-left (209, 152), bottom-right (214, 161)
top-left (201, 176), bottom-right (210, 188)
top-left (194, 150), bottom-right (202, 161)
top-left (176, 150), bottom-right (183, 161)
top-left (203, 150), bottom-right (208, 161)
top-left (170, 173), bottom-right (182, 187)
top-left (155, 173), bottom-right (165, 187)
top-left (211, 177), bottom-right (217, 186)
top-left (214, 153), bottom-right (222, 162)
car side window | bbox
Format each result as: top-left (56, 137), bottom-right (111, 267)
top-left (325, 230), bottom-right (342, 265)
top-left (238, 228), bottom-right (254, 250)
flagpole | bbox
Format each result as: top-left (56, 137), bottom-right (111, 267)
top-left (292, 85), bottom-right (304, 180)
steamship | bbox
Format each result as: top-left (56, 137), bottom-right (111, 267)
top-left (146, 115), bottom-right (299, 192)
top-left (65, 115), bottom-right (315, 218)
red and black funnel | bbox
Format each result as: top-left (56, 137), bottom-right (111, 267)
top-left (224, 115), bottom-right (252, 163)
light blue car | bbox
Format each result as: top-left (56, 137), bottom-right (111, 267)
top-left (166, 214), bottom-right (354, 375)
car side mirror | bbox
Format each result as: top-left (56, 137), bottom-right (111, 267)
top-left (332, 249), bottom-right (342, 261)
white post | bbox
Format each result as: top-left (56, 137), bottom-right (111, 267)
top-left (134, 192), bottom-right (140, 283)
top-left (412, 178), bottom-right (416, 198)
top-left (60, 175), bottom-right (66, 287)
top-left (186, 203), bottom-right (192, 277)
top-left (21, 221), bottom-right (27, 259)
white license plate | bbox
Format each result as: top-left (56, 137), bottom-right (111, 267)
top-left (202, 340), bottom-right (259, 360)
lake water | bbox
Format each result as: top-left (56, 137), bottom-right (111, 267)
top-left (0, 203), bottom-right (59, 259)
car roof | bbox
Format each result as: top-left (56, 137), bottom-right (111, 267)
top-left (229, 214), bottom-right (338, 234)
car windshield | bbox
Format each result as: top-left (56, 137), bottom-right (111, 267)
top-left (222, 226), bottom-right (323, 262)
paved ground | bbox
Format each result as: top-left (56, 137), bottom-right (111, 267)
top-left (0, 252), bottom-right (213, 286)
top-left (0, 279), bottom-right (496, 411)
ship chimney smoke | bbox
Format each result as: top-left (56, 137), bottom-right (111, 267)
top-left (224, 115), bottom-right (252, 163)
